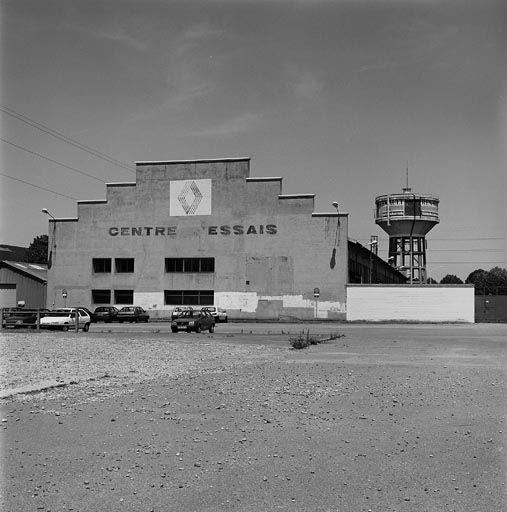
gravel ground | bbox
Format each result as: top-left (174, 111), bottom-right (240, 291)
top-left (0, 325), bottom-right (505, 512)
top-left (0, 331), bottom-right (285, 399)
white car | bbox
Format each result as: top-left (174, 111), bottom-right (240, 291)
top-left (40, 308), bottom-right (91, 332)
top-left (200, 306), bottom-right (228, 323)
top-left (171, 306), bottom-right (194, 320)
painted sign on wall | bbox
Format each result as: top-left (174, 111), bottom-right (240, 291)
top-left (169, 179), bottom-right (212, 216)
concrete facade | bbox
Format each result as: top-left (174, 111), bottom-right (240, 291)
top-left (46, 158), bottom-right (348, 320)
top-left (346, 284), bottom-right (475, 323)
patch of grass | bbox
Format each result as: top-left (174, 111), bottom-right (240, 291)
top-left (289, 330), bottom-right (344, 349)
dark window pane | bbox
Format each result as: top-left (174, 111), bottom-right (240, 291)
top-left (114, 290), bottom-right (133, 304)
top-left (200, 258), bottom-right (215, 272)
top-left (164, 290), bottom-right (214, 306)
top-left (92, 289), bottom-right (111, 304)
top-left (115, 258), bottom-right (134, 273)
top-left (93, 258), bottom-right (111, 273)
top-left (164, 291), bottom-right (183, 305)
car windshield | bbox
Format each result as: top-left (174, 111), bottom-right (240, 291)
top-left (180, 311), bottom-right (194, 318)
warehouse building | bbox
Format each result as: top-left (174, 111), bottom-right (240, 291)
top-left (45, 158), bottom-right (402, 320)
top-left (0, 260), bottom-right (47, 308)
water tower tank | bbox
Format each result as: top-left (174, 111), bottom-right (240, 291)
top-left (375, 185), bottom-right (439, 283)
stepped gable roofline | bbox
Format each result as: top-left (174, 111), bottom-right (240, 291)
top-left (312, 212), bottom-right (348, 217)
top-left (278, 193), bottom-right (315, 199)
top-left (106, 182), bottom-right (136, 187)
top-left (246, 177), bottom-right (282, 182)
top-left (0, 260), bottom-right (47, 283)
top-left (135, 157), bottom-right (251, 165)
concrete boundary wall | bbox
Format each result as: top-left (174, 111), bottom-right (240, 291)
top-left (346, 284), bottom-right (475, 323)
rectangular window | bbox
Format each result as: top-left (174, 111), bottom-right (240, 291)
top-left (164, 290), bottom-right (214, 306)
top-left (115, 258), bottom-right (134, 273)
top-left (404, 199), bottom-right (422, 217)
top-left (165, 258), bottom-right (215, 273)
top-left (114, 289), bottom-right (134, 304)
top-left (92, 289), bottom-right (111, 304)
top-left (93, 258), bottom-right (111, 273)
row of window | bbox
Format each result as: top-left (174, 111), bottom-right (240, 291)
top-left (92, 258), bottom-right (215, 274)
top-left (92, 289), bottom-right (214, 306)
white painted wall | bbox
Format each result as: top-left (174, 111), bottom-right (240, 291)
top-left (346, 285), bottom-right (475, 323)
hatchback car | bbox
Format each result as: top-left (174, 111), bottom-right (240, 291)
top-left (201, 306), bottom-right (228, 323)
top-left (40, 308), bottom-right (91, 332)
top-left (93, 306), bottom-right (119, 323)
top-left (171, 310), bottom-right (215, 333)
top-left (116, 306), bottom-right (150, 323)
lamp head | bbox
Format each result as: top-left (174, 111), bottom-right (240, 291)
top-left (332, 201), bottom-right (339, 210)
top-left (41, 208), bottom-right (49, 214)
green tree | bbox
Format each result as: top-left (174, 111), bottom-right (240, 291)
top-left (440, 274), bottom-right (463, 284)
top-left (26, 234), bottom-right (48, 264)
top-left (486, 267), bottom-right (507, 288)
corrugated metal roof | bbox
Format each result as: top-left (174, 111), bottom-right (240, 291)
top-left (0, 260), bottom-right (48, 282)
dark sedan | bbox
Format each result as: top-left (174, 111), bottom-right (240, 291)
top-left (171, 310), bottom-right (215, 333)
top-left (93, 306), bottom-right (119, 323)
top-left (117, 306), bottom-right (150, 323)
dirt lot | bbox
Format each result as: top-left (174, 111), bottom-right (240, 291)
top-left (0, 323), bottom-right (505, 511)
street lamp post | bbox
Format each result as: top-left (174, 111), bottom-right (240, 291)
top-left (42, 208), bottom-right (57, 306)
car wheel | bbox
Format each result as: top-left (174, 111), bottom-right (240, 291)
top-left (186, 328), bottom-right (192, 333)
top-left (195, 325), bottom-right (201, 333)
top-left (62, 325), bottom-right (69, 332)
top-left (82, 323), bottom-right (90, 332)
top-left (209, 324), bottom-right (214, 333)
top-left (224, 318), bottom-right (228, 323)
top-left (171, 328), bottom-right (178, 333)
top-left (119, 320), bottom-right (123, 323)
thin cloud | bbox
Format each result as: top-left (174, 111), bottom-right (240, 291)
top-left (182, 22), bottom-right (224, 41)
top-left (184, 112), bottom-right (260, 136)
top-left (355, 61), bottom-right (397, 73)
top-left (287, 72), bottom-right (324, 101)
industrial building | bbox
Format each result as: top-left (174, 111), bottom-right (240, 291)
top-left (45, 158), bottom-right (404, 320)
top-left (0, 260), bottom-right (47, 308)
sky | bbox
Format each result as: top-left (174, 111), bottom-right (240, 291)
top-left (0, 0), bottom-right (505, 281)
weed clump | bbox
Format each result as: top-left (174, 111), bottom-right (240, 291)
top-left (289, 330), bottom-right (344, 349)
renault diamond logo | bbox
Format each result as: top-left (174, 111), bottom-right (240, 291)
top-left (178, 181), bottom-right (203, 214)
top-left (170, 178), bottom-right (212, 216)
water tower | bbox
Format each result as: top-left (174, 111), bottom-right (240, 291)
top-left (375, 176), bottom-right (439, 284)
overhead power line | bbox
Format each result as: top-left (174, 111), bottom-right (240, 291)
top-left (0, 172), bottom-right (78, 200)
top-left (1, 137), bottom-right (106, 184)
top-left (0, 104), bottom-right (136, 174)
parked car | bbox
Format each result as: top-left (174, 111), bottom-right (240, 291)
top-left (76, 307), bottom-right (96, 322)
top-left (201, 306), bottom-right (228, 323)
top-left (171, 310), bottom-right (215, 333)
top-left (2, 308), bottom-right (48, 329)
top-left (116, 306), bottom-right (150, 323)
top-left (171, 306), bottom-right (194, 320)
top-left (93, 306), bottom-right (119, 323)
top-left (40, 308), bottom-right (91, 332)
